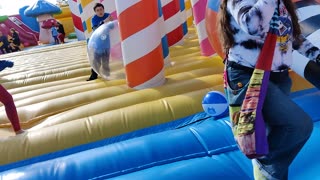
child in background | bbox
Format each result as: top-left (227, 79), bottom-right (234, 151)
top-left (51, 24), bottom-right (59, 44)
top-left (9, 28), bottom-right (21, 52)
top-left (0, 31), bottom-right (11, 54)
top-left (57, 22), bottom-right (65, 44)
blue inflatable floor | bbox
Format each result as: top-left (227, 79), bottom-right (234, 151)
top-left (0, 88), bottom-right (320, 180)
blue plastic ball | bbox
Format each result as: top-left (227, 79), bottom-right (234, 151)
top-left (202, 91), bottom-right (229, 118)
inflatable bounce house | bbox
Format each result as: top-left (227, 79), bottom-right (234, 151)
top-left (0, 0), bottom-right (78, 51)
top-left (0, 0), bottom-right (320, 179)
top-left (0, 15), bottom-right (38, 54)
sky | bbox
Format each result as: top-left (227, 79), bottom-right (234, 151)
top-left (0, 0), bottom-right (57, 16)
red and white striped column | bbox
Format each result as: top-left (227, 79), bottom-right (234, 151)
top-left (67, 0), bottom-right (86, 40)
top-left (116, 0), bottom-right (165, 89)
top-left (191, 0), bottom-right (215, 56)
top-left (161, 0), bottom-right (184, 46)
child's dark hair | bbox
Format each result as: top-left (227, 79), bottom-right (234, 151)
top-left (93, 3), bottom-right (104, 11)
top-left (217, 0), bottom-right (302, 53)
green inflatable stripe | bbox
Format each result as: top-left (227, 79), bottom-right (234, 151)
top-left (0, 15), bottom-right (8, 23)
top-left (67, 32), bottom-right (77, 39)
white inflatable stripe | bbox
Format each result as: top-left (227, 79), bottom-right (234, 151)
top-left (134, 68), bottom-right (166, 89)
top-left (161, 0), bottom-right (172, 7)
top-left (196, 20), bottom-right (208, 41)
top-left (109, 21), bottom-right (121, 46)
top-left (122, 18), bottom-right (162, 65)
top-left (75, 28), bottom-right (86, 40)
top-left (186, 9), bottom-right (193, 18)
top-left (159, 16), bottom-right (167, 38)
top-left (180, 10), bottom-right (187, 22)
top-left (165, 11), bottom-right (183, 33)
top-left (68, 0), bottom-right (80, 16)
top-left (202, 104), bottom-right (228, 116)
top-left (164, 56), bottom-right (171, 67)
top-left (296, 5), bottom-right (320, 22)
top-left (190, 0), bottom-right (199, 6)
top-left (82, 3), bottom-right (96, 21)
top-left (116, 0), bottom-right (140, 15)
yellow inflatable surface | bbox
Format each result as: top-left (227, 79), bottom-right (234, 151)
top-left (0, 28), bottom-right (313, 165)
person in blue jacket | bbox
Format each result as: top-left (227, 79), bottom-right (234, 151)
top-left (87, 3), bottom-right (113, 81)
top-left (0, 31), bottom-right (11, 54)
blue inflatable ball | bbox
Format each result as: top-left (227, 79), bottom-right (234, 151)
top-left (202, 91), bottom-right (228, 118)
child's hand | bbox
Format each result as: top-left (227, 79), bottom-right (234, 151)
top-left (103, 17), bottom-right (111, 23)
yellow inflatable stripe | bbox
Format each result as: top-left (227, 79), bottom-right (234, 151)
top-left (170, 56), bottom-right (215, 65)
top-left (170, 41), bottom-right (200, 50)
top-left (8, 76), bottom-right (94, 94)
top-left (2, 60), bottom-right (123, 83)
top-left (0, 61), bottom-right (89, 78)
top-left (11, 68), bottom-right (214, 103)
top-left (53, 6), bottom-right (71, 19)
top-left (11, 59), bottom-right (89, 73)
top-left (0, 41), bottom-right (87, 59)
top-left (170, 52), bottom-right (202, 61)
top-left (31, 74), bottom-right (223, 129)
top-left (166, 59), bottom-right (223, 75)
top-left (0, 64), bottom-right (91, 83)
top-left (165, 68), bottom-right (219, 81)
top-left (169, 47), bottom-right (201, 57)
top-left (12, 83), bottom-right (124, 108)
top-left (1, 79), bottom-right (125, 109)
top-left (0, 85), bottom-right (134, 125)
top-left (0, 86), bottom-right (223, 165)
top-left (1, 68), bottom-right (91, 89)
top-left (1, 70), bottom-right (222, 124)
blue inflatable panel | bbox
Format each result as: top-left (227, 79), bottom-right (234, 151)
top-left (109, 124), bottom-right (320, 180)
top-left (19, 6), bottom-right (40, 32)
top-left (290, 124), bottom-right (320, 180)
top-left (291, 88), bottom-right (320, 122)
top-left (0, 112), bottom-right (215, 172)
top-left (0, 89), bottom-right (320, 179)
top-left (109, 152), bottom-right (253, 180)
